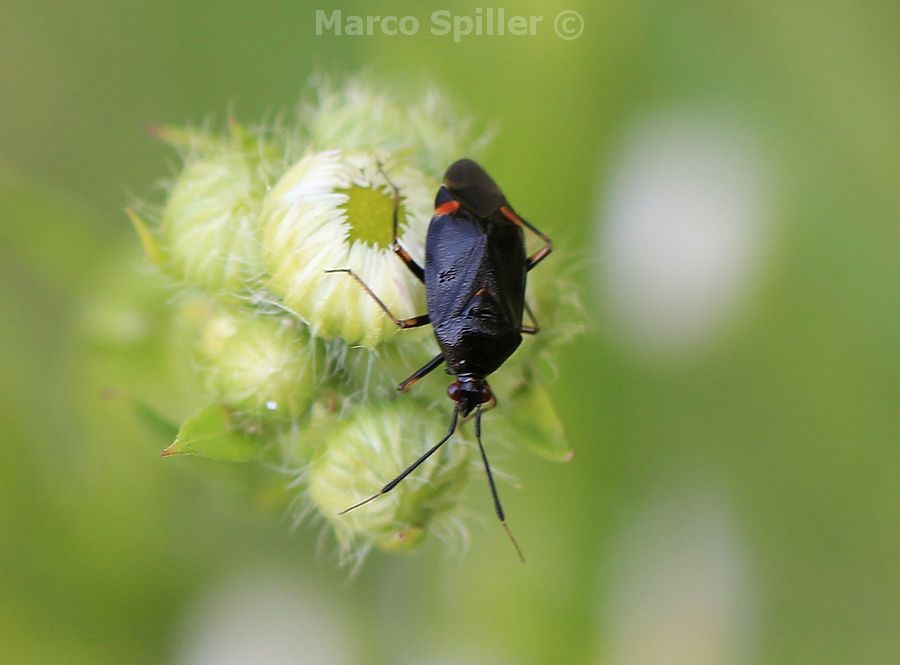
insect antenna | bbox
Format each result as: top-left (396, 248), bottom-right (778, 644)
top-left (475, 406), bottom-right (526, 563)
top-left (339, 406), bottom-right (461, 516)
top-left (338, 492), bottom-right (381, 515)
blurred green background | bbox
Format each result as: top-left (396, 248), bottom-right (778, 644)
top-left (1, 1), bottom-right (896, 664)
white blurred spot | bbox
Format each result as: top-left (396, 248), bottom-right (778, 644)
top-left (599, 485), bottom-right (755, 665)
top-left (171, 567), bottom-right (355, 665)
top-left (265, 400), bottom-right (278, 411)
top-left (597, 112), bottom-right (772, 355)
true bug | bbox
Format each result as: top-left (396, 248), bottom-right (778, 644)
top-left (327, 158), bottom-right (552, 560)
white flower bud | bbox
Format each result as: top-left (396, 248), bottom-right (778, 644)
top-left (260, 150), bottom-right (434, 347)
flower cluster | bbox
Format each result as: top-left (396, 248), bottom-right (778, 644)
top-left (130, 78), bottom-right (576, 563)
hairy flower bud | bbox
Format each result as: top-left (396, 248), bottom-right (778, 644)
top-left (308, 401), bottom-right (472, 555)
top-left (260, 150), bottom-right (434, 347)
top-left (157, 126), bottom-right (272, 293)
top-left (303, 78), bottom-right (490, 176)
top-left (192, 301), bottom-right (322, 423)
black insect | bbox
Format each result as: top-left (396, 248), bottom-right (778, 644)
top-left (327, 158), bottom-right (552, 561)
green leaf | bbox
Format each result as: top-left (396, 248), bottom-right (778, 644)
top-left (499, 385), bottom-right (573, 463)
top-left (130, 399), bottom-right (179, 441)
top-left (162, 404), bottom-right (261, 462)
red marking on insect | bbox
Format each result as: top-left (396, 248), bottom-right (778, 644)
top-left (435, 200), bottom-right (461, 216)
top-left (499, 205), bottom-right (523, 225)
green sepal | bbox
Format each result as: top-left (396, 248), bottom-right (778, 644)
top-left (162, 404), bottom-right (262, 462)
top-left (131, 399), bottom-right (179, 441)
top-left (146, 124), bottom-right (222, 152)
top-left (124, 208), bottom-right (164, 265)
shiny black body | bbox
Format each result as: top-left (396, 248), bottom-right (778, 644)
top-left (425, 186), bottom-right (527, 379)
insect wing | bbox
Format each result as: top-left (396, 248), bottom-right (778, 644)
top-left (484, 221), bottom-right (527, 328)
top-left (424, 210), bottom-right (487, 327)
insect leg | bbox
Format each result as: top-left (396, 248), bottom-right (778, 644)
top-left (397, 353), bottom-right (445, 392)
top-left (378, 164), bottom-right (425, 283)
top-left (339, 406), bottom-right (460, 515)
top-left (324, 268), bottom-right (429, 329)
top-left (475, 407), bottom-right (525, 562)
top-left (500, 206), bottom-right (553, 272)
top-left (520, 300), bottom-right (540, 335)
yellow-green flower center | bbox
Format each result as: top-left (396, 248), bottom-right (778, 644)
top-left (340, 185), bottom-right (405, 249)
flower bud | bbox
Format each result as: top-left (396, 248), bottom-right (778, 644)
top-left (193, 301), bottom-right (322, 423)
top-left (303, 78), bottom-right (489, 176)
top-left (308, 401), bottom-right (472, 554)
top-left (260, 150), bottom-right (434, 347)
top-left (158, 126), bottom-right (272, 293)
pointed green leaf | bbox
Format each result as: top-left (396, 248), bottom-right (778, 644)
top-left (162, 404), bottom-right (261, 462)
top-left (131, 399), bottom-right (179, 441)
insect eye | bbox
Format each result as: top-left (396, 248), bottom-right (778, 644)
top-left (480, 385), bottom-right (493, 403)
top-left (447, 382), bottom-right (462, 401)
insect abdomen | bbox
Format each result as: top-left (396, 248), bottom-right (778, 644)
top-left (435, 319), bottom-right (522, 377)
